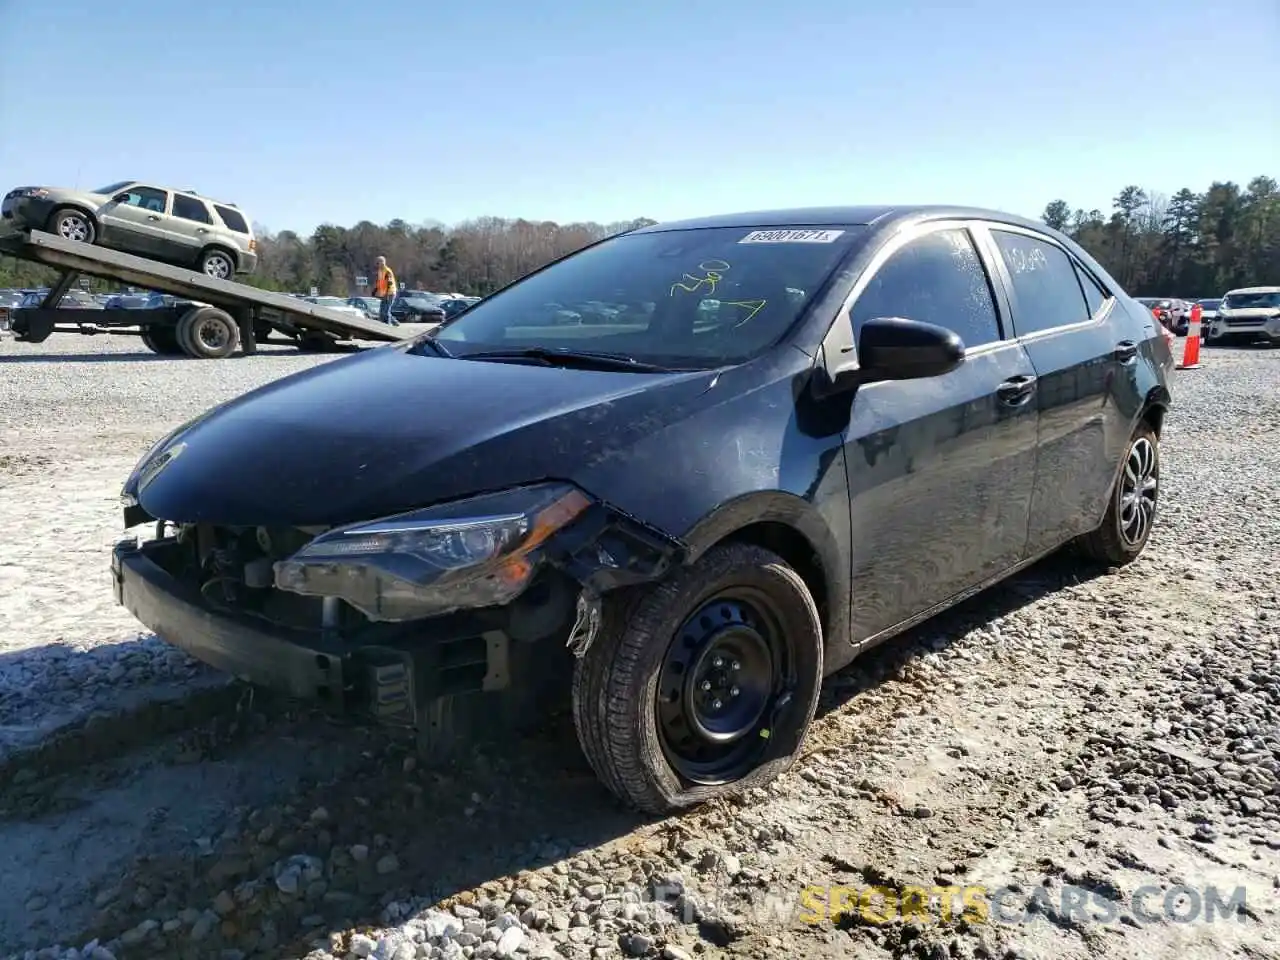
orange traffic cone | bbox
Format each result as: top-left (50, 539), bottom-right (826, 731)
top-left (1178, 303), bottom-right (1203, 370)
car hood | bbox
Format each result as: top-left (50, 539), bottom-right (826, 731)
top-left (129, 345), bottom-right (720, 527)
top-left (41, 186), bottom-right (113, 207)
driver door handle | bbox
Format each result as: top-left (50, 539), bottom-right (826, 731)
top-left (146, 215), bottom-right (160, 221)
top-left (1114, 340), bottom-right (1138, 362)
top-left (997, 374), bottom-right (1037, 406)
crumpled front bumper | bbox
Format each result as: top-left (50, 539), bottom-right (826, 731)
top-left (110, 537), bottom-right (507, 725)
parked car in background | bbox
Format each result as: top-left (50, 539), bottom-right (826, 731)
top-left (104, 291), bottom-right (179, 310)
top-left (302, 295), bottom-right (374, 322)
top-left (1205, 286), bottom-right (1280, 345)
top-left (1195, 298), bottom-right (1221, 327)
top-left (19, 289), bottom-right (103, 310)
top-left (1135, 297), bottom-right (1191, 334)
top-left (0, 288), bottom-right (24, 330)
top-left (1, 181), bottom-right (258, 279)
top-left (389, 290), bottom-right (447, 322)
top-left (111, 204), bottom-right (1172, 814)
top-left (438, 296), bottom-right (479, 319)
top-left (346, 296), bottom-right (382, 320)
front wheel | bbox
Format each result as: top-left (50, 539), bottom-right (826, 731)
top-left (1078, 422), bottom-right (1159, 565)
top-left (47, 207), bottom-right (96, 244)
top-left (572, 542), bottom-right (823, 814)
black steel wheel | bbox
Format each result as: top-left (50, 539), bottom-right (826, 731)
top-left (656, 590), bottom-right (787, 784)
top-left (572, 541), bottom-right (823, 814)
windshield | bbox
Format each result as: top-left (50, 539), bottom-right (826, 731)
top-left (1222, 291), bottom-right (1280, 309)
top-left (430, 225), bottom-right (864, 366)
top-left (1198, 299), bottom-right (1221, 309)
top-left (92, 180), bottom-right (132, 196)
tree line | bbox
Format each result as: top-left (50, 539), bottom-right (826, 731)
top-left (1, 175), bottom-right (1274, 298)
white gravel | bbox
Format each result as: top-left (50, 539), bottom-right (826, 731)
top-left (1, 333), bottom-right (1278, 960)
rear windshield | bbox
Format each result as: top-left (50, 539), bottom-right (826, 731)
top-left (1222, 292), bottom-right (1280, 309)
top-left (1198, 299), bottom-right (1221, 309)
top-left (431, 225), bottom-right (864, 367)
top-left (213, 204), bottom-right (249, 234)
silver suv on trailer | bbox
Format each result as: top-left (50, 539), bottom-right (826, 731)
top-left (1, 180), bottom-right (258, 278)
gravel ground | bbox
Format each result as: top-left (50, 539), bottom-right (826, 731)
top-left (1, 332), bottom-right (1277, 960)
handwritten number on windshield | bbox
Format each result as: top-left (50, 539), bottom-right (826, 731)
top-left (670, 259), bottom-right (732, 297)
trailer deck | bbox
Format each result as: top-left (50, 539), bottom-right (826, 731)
top-left (0, 228), bottom-right (416, 358)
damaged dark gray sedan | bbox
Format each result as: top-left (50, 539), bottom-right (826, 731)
top-left (113, 206), bottom-right (1173, 813)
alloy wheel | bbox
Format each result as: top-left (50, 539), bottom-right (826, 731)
top-left (1119, 436), bottom-right (1158, 545)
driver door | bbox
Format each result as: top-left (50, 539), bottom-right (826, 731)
top-left (100, 185), bottom-right (171, 257)
top-left (838, 223), bottom-right (1040, 643)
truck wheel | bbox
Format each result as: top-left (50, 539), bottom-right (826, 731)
top-left (198, 248), bottom-right (236, 280)
top-left (141, 327), bottom-right (183, 355)
top-left (1078, 422), bottom-right (1159, 566)
top-left (572, 542), bottom-right (823, 814)
top-left (47, 207), bottom-right (96, 244)
top-left (177, 306), bottom-right (239, 359)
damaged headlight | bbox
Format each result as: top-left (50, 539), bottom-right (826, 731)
top-left (273, 482), bottom-right (592, 621)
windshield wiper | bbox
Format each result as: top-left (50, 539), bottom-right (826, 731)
top-left (460, 347), bottom-right (672, 372)
top-left (416, 336), bottom-right (453, 358)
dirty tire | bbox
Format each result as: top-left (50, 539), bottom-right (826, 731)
top-left (176, 306), bottom-right (239, 359)
top-left (46, 207), bottom-right (96, 244)
top-left (1078, 421), bottom-right (1160, 566)
top-left (140, 327), bottom-right (183, 355)
top-left (572, 542), bottom-right (823, 814)
top-left (198, 247), bottom-right (236, 280)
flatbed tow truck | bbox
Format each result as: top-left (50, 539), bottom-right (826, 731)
top-left (0, 228), bottom-right (416, 358)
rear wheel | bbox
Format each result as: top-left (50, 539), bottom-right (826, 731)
top-left (198, 247), bottom-right (236, 280)
top-left (176, 306), bottom-right (239, 359)
top-left (572, 542), bottom-right (823, 814)
top-left (140, 327), bottom-right (183, 355)
top-left (1078, 422), bottom-right (1159, 565)
top-left (46, 207), bottom-right (96, 244)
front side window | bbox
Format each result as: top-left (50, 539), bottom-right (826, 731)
top-left (172, 194), bottom-right (213, 223)
top-left (849, 228), bottom-right (1001, 347)
top-left (118, 186), bottom-right (169, 214)
top-left (430, 225), bottom-right (864, 367)
top-left (991, 230), bottom-right (1091, 336)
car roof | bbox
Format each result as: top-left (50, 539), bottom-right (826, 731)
top-left (631, 205), bottom-right (1060, 235)
top-left (1225, 286), bottom-right (1280, 295)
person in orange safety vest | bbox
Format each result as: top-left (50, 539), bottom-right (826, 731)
top-left (373, 256), bottom-right (399, 325)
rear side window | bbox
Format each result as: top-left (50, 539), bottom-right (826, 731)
top-left (850, 228), bottom-right (1001, 348)
top-left (991, 230), bottom-right (1091, 336)
top-left (1074, 262), bottom-right (1109, 318)
top-left (214, 205), bottom-right (249, 233)
top-left (172, 195), bottom-right (212, 224)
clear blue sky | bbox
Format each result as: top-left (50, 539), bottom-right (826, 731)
top-left (1, 0), bottom-right (1276, 235)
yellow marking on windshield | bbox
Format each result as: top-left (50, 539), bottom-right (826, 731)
top-left (670, 259), bottom-right (732, 297)
top-left (721, 299), bottom-right (767, 325)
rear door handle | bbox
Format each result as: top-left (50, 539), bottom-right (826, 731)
top-left (997, 374), bottom-right (1037, 406)
top-left (1114, 340), bottom-right (1138, 362)
top-left (196, 227), bottom-right (209, 234)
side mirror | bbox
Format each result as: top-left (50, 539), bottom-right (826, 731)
top-left (112, 193), bottom-right (129, 203)
top-left (812, 316), bottom-right (964, 398)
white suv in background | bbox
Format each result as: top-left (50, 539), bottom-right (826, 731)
top-left (1206, 286), bottom-right (1280, 345)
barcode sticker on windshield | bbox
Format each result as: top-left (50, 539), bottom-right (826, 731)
top-left (738, 229), bottom-right (845, 244)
